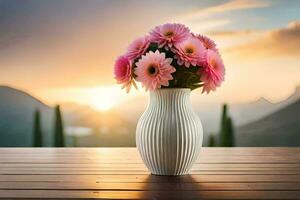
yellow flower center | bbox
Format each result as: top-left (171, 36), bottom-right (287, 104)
top-left (164, 31), bottom-right (174, 38)
top-left (185, 46), bottom-right (194, 55)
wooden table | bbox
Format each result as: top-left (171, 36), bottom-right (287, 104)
top-left (0, 148), bottom-right (299, 199)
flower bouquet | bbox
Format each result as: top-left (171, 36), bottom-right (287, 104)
top-left (114, 23), bottom-right (224, 93)
top-left (114, 23), bottom-right (225, 176)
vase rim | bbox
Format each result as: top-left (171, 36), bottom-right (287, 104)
top-left (155, 88), bottom-right (191, 91)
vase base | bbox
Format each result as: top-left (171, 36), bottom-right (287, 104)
top-left (150, 172), bottom-right (190, 176)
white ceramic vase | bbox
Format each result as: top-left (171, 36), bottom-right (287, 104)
top-left (136, 88), bottom-right (203, 176)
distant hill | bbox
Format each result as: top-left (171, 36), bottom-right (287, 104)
top-left (231, 86), bottom-right (300, 126)
top-left (236, 99), bottom-right (300, 146)
top-left (60, 103), bottom-right (136, 147)
top-left (0, 86), bottom-right (136, 147)
top-left (0, 86), bottom-right (54, 146)
top-left (0, 85), bottom-right (299, 147)
top-left (114, 86), bottom-right (300, 144)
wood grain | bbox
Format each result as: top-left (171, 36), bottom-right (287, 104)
top-left (0, 148), bottom-right (299, 199)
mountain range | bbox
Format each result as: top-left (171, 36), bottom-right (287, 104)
top-left (0, 86), bottom-right (53, 146)
top-left (236, 99), bottom-right (300, 146)
top-left (0, 85), bottom-right (299, 147)
top-left (0, 86), bottom-right (135, 147)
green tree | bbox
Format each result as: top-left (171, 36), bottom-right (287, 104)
top-left (54, 105), bottom-right (65, 147)
top-left (33, 110), bottom-right (43, 147)
top-left (225, 117), bottom-right (235, 147)
top-left (219, 104), bottom-right (228, 146)
top-left (219, 104), bottom-right (235, 147)
top-left (208, 134), bottom-right (216, 147)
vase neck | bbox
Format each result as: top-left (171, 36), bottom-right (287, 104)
top-left (149, 89), bottom-right (191, 106)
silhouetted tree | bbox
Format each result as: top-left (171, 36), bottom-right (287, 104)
top-left (225, 117), bottom-right (235, 147)
top-left (219, 104), bottom-right (235, 147)
top-left (54, 105), bottom-right (65, 147)
top-left (33, 110), bottom-right (43, 147)
top-left (219, 104), bottom-right (228, 146)
top-left (208, 134), bottom-right (216, 147)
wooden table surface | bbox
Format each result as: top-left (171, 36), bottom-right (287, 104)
top-left (0, 148), bottom-right (300, 199)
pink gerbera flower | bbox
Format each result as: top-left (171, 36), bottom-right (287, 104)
top-left (174, 36), bottom-right (206, 67)
top-left (114, 55), bottom-right (137, 93)
top-left (149, 23), bottom-right (190, 50)
top-left (200, 50), bottom-right (225, 94)
top-left (126, 36), bottom-right (150, 60)
top-left (196, 34), bottom-right (218, 52)
top-left (135, 50), bottom-right (176, 91)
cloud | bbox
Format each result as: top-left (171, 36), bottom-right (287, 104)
top-left (208, 30), bottom-right (256, 37)
top-left (185, 19), bottom-right (232, 33)
top-left (177, 0), bottom-right (270, 33)
top-left (181, 0), bottom-right (270, 20)
top-left (224, 21), bottom-right (300, 59)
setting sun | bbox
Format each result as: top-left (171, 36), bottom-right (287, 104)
top-left (90, 95), bottom-right (116, 111)
top-left (39, 85), bottom-right (142, 112)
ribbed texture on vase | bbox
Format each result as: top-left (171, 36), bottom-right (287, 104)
top-left (136, 89), bottom-right (203, 176)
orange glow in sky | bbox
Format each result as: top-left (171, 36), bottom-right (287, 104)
top-left (0, 0), bottom-right (299, 110)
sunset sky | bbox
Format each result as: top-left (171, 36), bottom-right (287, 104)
top-left (0, 0), bottom-right (299, 111)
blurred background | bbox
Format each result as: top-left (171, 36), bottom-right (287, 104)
top-left (0, 0), bottom-right (299, 147)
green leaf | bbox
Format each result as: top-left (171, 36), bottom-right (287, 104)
top-left (147, 43), bottom-right (159, 52)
